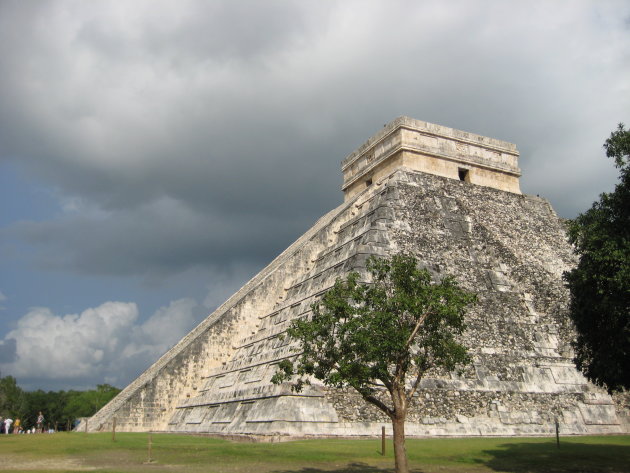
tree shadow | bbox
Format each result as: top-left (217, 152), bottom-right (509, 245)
top-left (271, 463), bottom-right (425, 473)
top-left (480, 441), bottom-right (630, 473)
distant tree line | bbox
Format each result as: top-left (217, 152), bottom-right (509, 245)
top-left (0, 374), bottom-right (120, 431)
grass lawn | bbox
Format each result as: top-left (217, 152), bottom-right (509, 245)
top-left (0, 433), bottom-right (628, 473)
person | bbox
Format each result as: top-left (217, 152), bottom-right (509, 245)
top-left (13, 418), bottom-right (21, 434)
top-left (4, 418), bottom-right (12, 434)
top-left (36, 412), bottom-right (44, 433)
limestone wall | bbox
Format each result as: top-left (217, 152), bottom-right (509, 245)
top-left (160, 169), bottom-right (626, 437)
top-left (79, 201), bottom-right (354, 432)
top-left (86, 163), bottom-right (628, 438)
top-left (320, 170), bottom-right (627, 436)
top-left (342, 117), bottom-right (521, 200)
top-left (167, 183), bottom-right (393, 435)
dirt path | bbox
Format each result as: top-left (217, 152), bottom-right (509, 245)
top-left (0, 456), bottom-right (97, 471)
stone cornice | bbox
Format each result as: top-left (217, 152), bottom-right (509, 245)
top-left (342, 116), bottom-right (517, 170)
top-left (341, 117), bottom-right (521, 192)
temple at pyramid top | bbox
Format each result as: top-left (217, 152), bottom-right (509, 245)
top-left (341, 116), bottom-right (521, 200)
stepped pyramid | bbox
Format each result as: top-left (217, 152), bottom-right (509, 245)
top-left (85, 117), bottom-right (629, 437)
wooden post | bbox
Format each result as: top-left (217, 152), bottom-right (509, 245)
top-left (85, 418), bottom-right (88, 434)
top-left (148, 433), bottom-right (153, 463)
top-left (67, 419), bottom-right (71, 432)
top-left (112, 418), bottom-right (116, 442)
top-left (381, 426), bottom-right (386, 456)
top-left (555, 418), bottom-right (560, 449)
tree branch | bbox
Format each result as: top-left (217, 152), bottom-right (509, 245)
top-left (406, 367), bottom-right (425, 401)
top-left (361, 392), bottom-right (394, 419)
top-left (405, 311), bottom-right (430, 348)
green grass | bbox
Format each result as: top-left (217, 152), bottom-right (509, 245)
top-left (0, 433), bottom-right (628, 473)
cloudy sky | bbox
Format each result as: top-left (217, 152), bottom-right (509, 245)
top-left (0, 0), bottom-right (628, 391)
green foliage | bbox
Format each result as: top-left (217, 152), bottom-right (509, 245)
top-left (63, 384), bottom-right (121, 419)
top-left (273, 253), bottom-right (476, 417)
top-left (274, 254), bottom-right (476, 471)
top-left (565, 123), bottom-right (630, 393)
top-left (22, 389), bottom-right (66, 428)
top-left (0, 375), bottom-right (27, 418)
top-left (604, 123), bottom-right (630, 169)
top-left (0, 376), bottom-right (120, 429)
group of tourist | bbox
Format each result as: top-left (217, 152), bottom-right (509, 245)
top-left (0, 412), bottom-right (45, 434)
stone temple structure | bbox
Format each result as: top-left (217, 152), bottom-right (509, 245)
top-left (84, 117), bottom-right (629, 437)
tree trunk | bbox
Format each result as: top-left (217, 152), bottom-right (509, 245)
top-left (391, 414), bottom-right (409, 473)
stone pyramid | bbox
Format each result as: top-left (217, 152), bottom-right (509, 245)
top-left (85, 117), bottom-right (628, 437)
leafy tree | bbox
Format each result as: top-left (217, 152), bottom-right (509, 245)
top-left (273, 254), bottom-right (476, 473)
top-left (64, 384), bottom-right (120, 421)
top-left (0, 375), bottom-right (26, 419)
top-left (22, 389), bottom-right (66, 429)
top-left (565, 123), bottom-right (630, 393)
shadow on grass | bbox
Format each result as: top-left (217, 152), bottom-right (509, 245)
top-left (481, 441), bottom-right (630, 473)
top-left (271, 463), bottom-right (424, 473)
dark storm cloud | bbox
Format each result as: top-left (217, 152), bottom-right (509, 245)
top-left (0, 339), bottom-right (17, 364)
top-left (1, 0), bottom-right (629, 281)
top-left (7, 197), bottom-right (315, 276)
top-left (0, 0), bottom-right (629, 390)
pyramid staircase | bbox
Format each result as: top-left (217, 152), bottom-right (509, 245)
top-left (84, 118), bottom-right (629, 436)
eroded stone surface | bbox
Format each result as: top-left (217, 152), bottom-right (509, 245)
top-left (83, 119), bottom-right (629, 437)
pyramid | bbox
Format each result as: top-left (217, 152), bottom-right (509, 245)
top-left (85, 117), bottom-right (629, 437)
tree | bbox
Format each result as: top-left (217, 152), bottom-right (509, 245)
top-left (22, 389), bottom-right (66, 429)
top-left (565, 123), bottom-right (630, 393)
top-left (0, 375), bottom-right (26, 419)
top-left (64, 384), bottom-right (121, 422)
top-left (273, 254), bottom-right (476, 473)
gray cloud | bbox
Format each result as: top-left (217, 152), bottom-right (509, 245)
top-left (0, 1), bottom-right (629, 388)
top-left (1, 1), bottom-right (628, 278)
top-left (7, 196), bottom-right (313, 276)
top-left (0, 338), bottom-right (17, 364)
